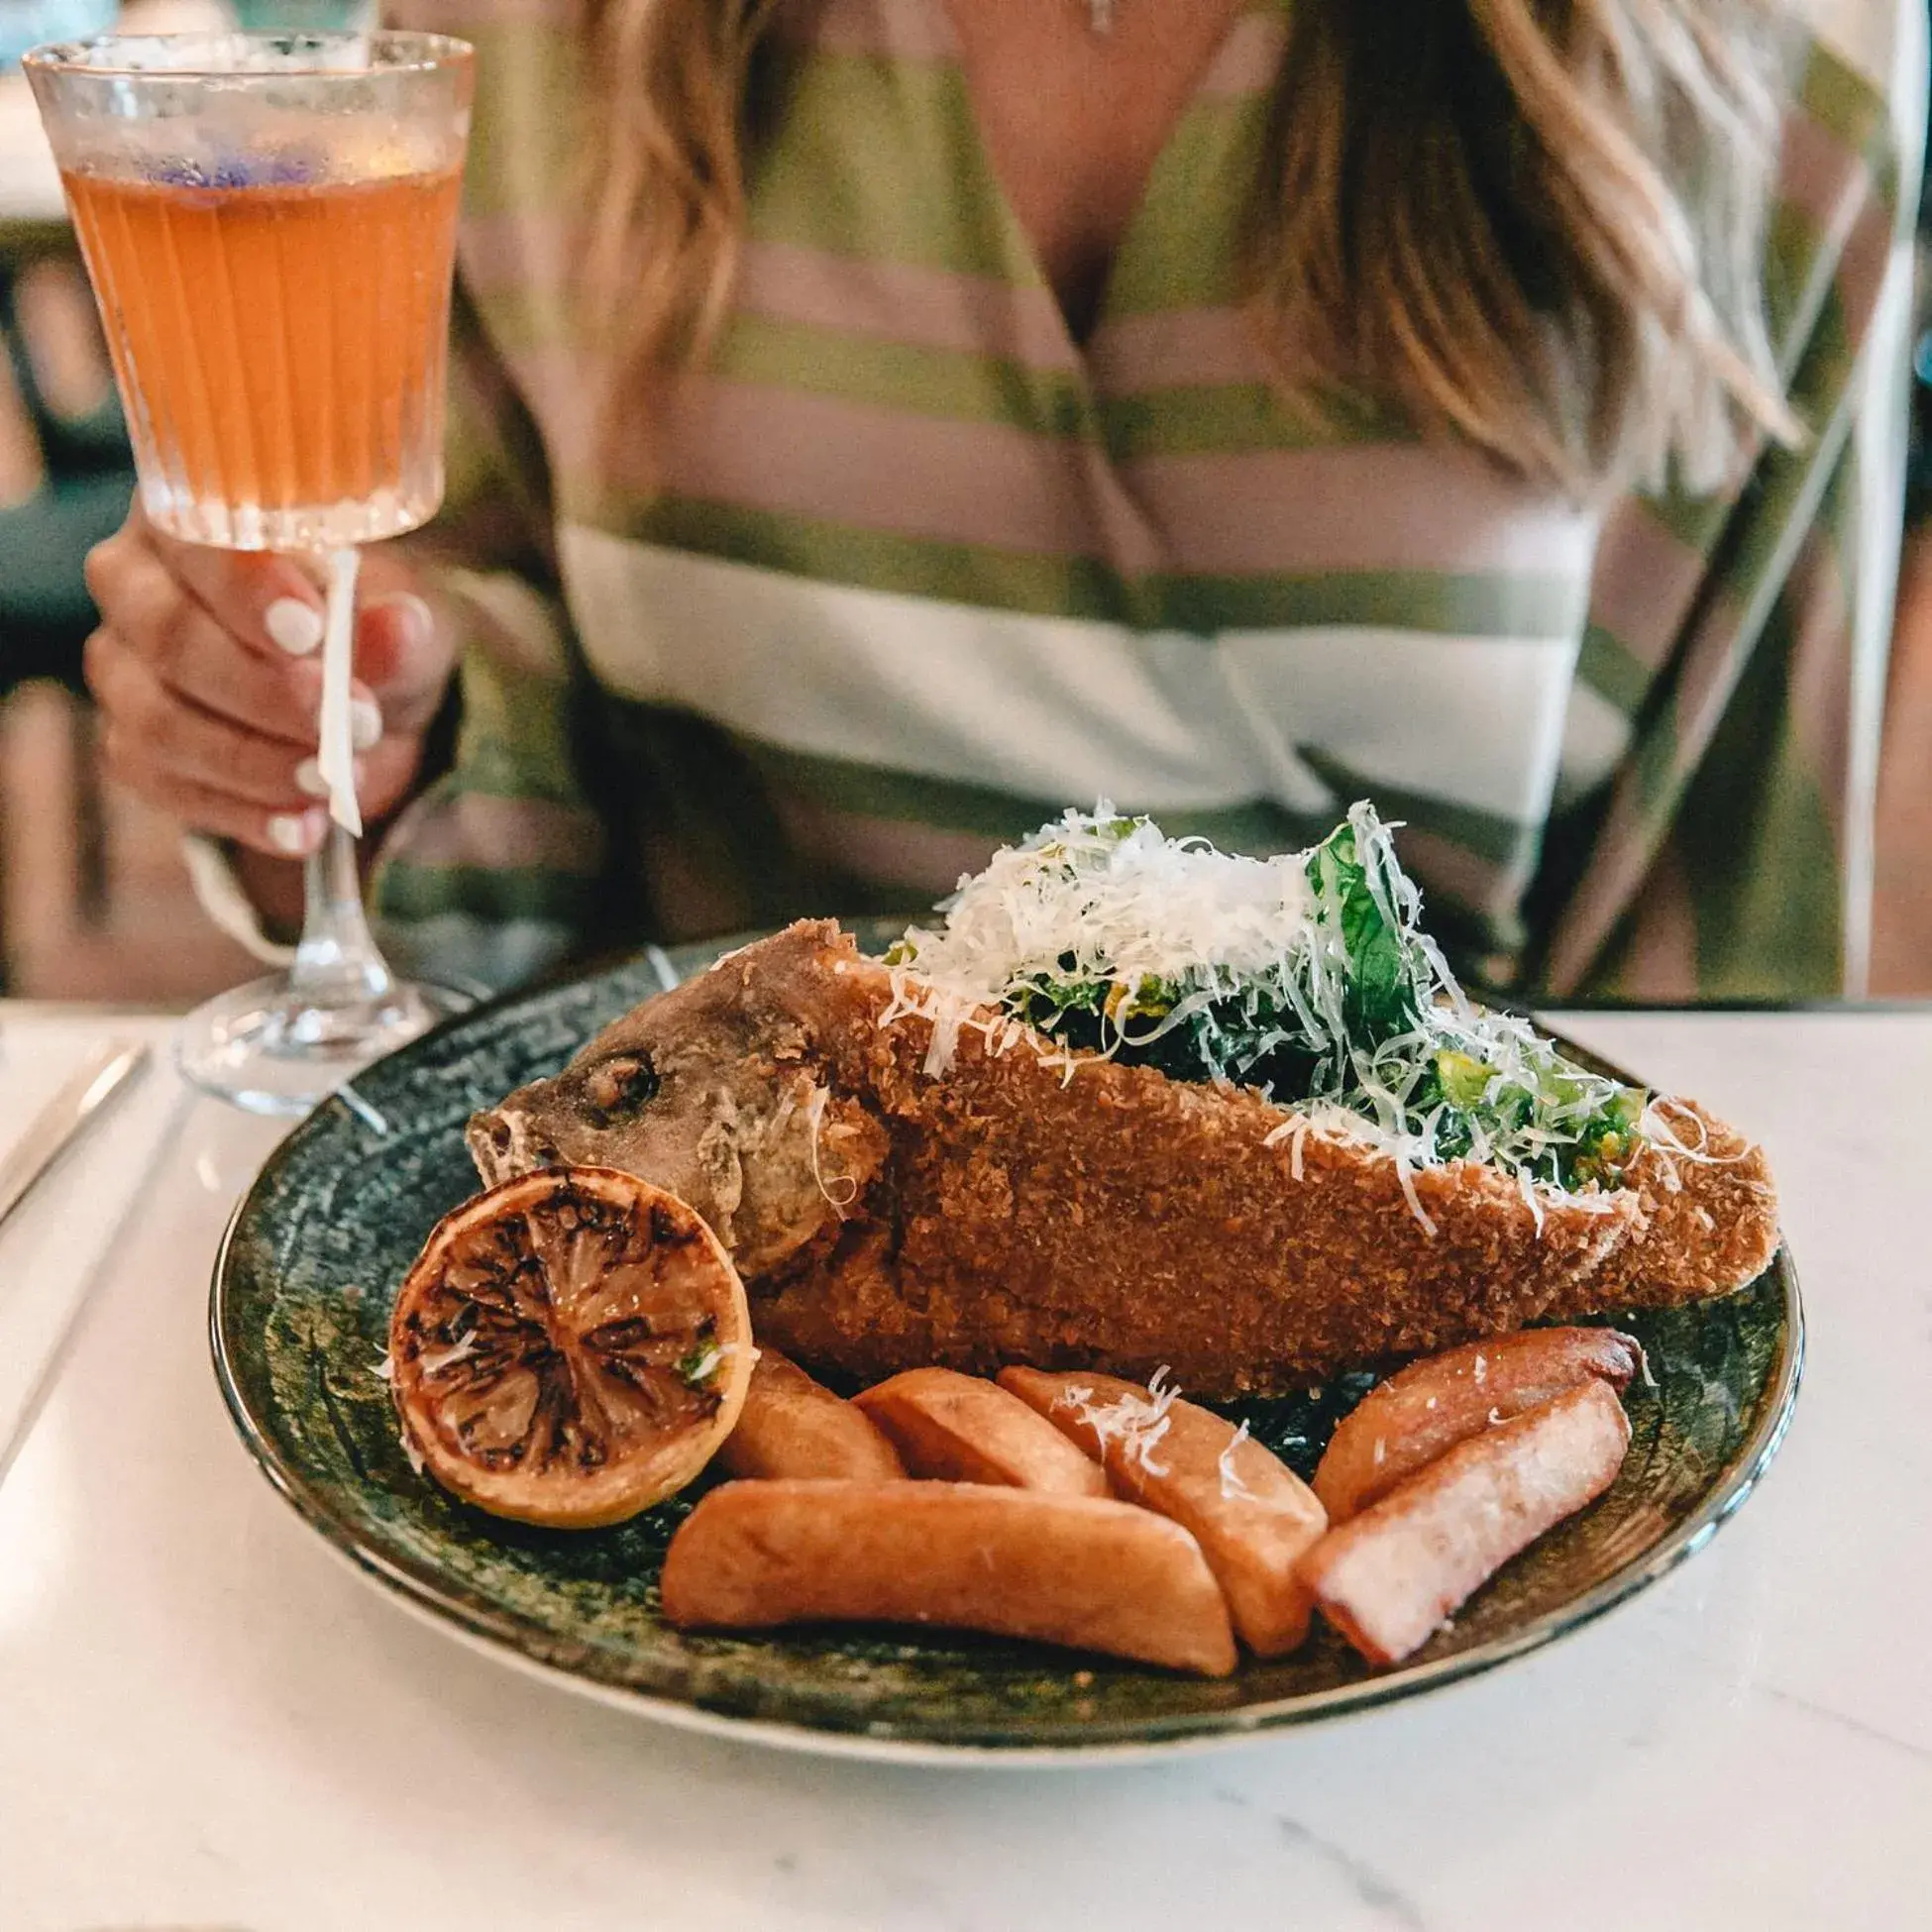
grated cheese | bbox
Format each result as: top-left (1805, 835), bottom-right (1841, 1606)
top-left (1217, 1419), bottom-right (1259, 1502)
top-left (1054, 1367), bottom-right (1182, 1478)
top-left (802, 1084), bottom-right (861, 1212)
top-left (894, 808), bottom-right (1315, 1016)
top-left (417, 1330), bottom-right (480, 1377)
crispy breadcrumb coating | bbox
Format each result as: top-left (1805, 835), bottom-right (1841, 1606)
top-left (470, 923), bottom-right (1778, 1396)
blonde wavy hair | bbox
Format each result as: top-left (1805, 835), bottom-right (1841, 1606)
top-left (581, 0), bottom-right (1798, 497)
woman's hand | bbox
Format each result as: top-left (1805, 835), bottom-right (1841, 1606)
top-left (82, 501), bottom-right (459, 859)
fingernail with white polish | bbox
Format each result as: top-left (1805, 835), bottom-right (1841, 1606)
top-left (266, 598), bottom-right (324, 656)
top-left (350, 697), bottom-right (382, 750)
top-left (268, 810), bottom-right (317, 854)
top-left (294, 756), bottom-right (329, 799)
top-left (378, 591), bottom-right (436, 650)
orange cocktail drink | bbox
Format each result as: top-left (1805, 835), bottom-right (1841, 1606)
top-left (64, 163), bottom-right (462, 547)
top-left (28, 31), bottom-right (472, 552)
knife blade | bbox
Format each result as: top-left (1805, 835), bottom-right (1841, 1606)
top-left (0, 1040), bottom-right (152, 1234)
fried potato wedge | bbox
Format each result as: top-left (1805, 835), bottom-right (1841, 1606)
top-left (716, 1347), bottom-right (907, 1482)
top-left (1313, 1327), bottom-right (1642, 1521)
top-left (659, 1479), bottom-right (1238, 1675)
top-left (1300, 1378), bottom-right (1632, 1666)
top-left (853, 1367), bottom-right (1110, 1495)
top-left (1000, 1366), bottom-right (1328, 1656)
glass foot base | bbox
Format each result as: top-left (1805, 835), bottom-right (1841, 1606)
top-left (175, 973), bottom-right (474, 1117)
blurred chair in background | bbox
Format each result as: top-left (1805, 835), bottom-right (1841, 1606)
top-left (0, 242), bottom-right (130, 688)
top-left (0, 269), bottom-right (254, 1003)
top-left (0, 680), bottom-right (259, 1001)
top-left (1, 2), bottom-right (257, 1002)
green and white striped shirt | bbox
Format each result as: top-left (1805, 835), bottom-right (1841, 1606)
top-left (376, 0), bottom-right (1916, 1001)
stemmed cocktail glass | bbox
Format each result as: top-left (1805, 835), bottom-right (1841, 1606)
top-left (26, 31), bottom-right (476, 1113)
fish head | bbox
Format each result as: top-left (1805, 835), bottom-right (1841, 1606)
top-left (467, 921), bottom-right (891, 1276)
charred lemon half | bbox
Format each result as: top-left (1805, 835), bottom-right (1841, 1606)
top-left (388, 1167), bottom-right (752, 1527)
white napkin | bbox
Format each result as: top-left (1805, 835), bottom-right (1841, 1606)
top-left (0, 1026), bottom-right (187, 1481)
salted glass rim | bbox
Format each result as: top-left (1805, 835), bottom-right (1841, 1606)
top-left (21, 31), bottom-right (474, 82)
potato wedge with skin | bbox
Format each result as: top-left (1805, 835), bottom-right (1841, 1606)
top-left (1313, 1327), bottom-right (1642, 1522)
top-left (1301, 1378), bottom-right (1633, 1666)
top-left (1000, 1365), bottom-right (1327, 1657)
top-left (659, 1479), bottom-right (1238, 1676)
top-left (716, 1347), bottom-right (907, 1482)
top-left (854, 1367), bottom-right (1110, 1495)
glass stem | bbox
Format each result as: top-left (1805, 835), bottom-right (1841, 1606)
top-left (291, 821), bottom-right (393, 1006)
top-left (289, 542), bottom-right (390, 1009)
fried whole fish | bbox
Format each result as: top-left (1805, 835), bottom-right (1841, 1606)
top-left (467, 921), bottom-right (1778, 1397)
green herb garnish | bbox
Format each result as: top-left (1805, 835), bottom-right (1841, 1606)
top-left (677, 1339), bottom-right (723, 1388)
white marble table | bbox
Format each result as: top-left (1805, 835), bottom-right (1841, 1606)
top-left (0, 1002), bottom-right (1926, 1931)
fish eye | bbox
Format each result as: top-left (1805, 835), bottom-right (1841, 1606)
top-left (583, 1051), bottom-right (660, 1126)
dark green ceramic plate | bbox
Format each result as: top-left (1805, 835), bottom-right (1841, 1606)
top-left (210, 935), bottom-right (1802, 1763)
